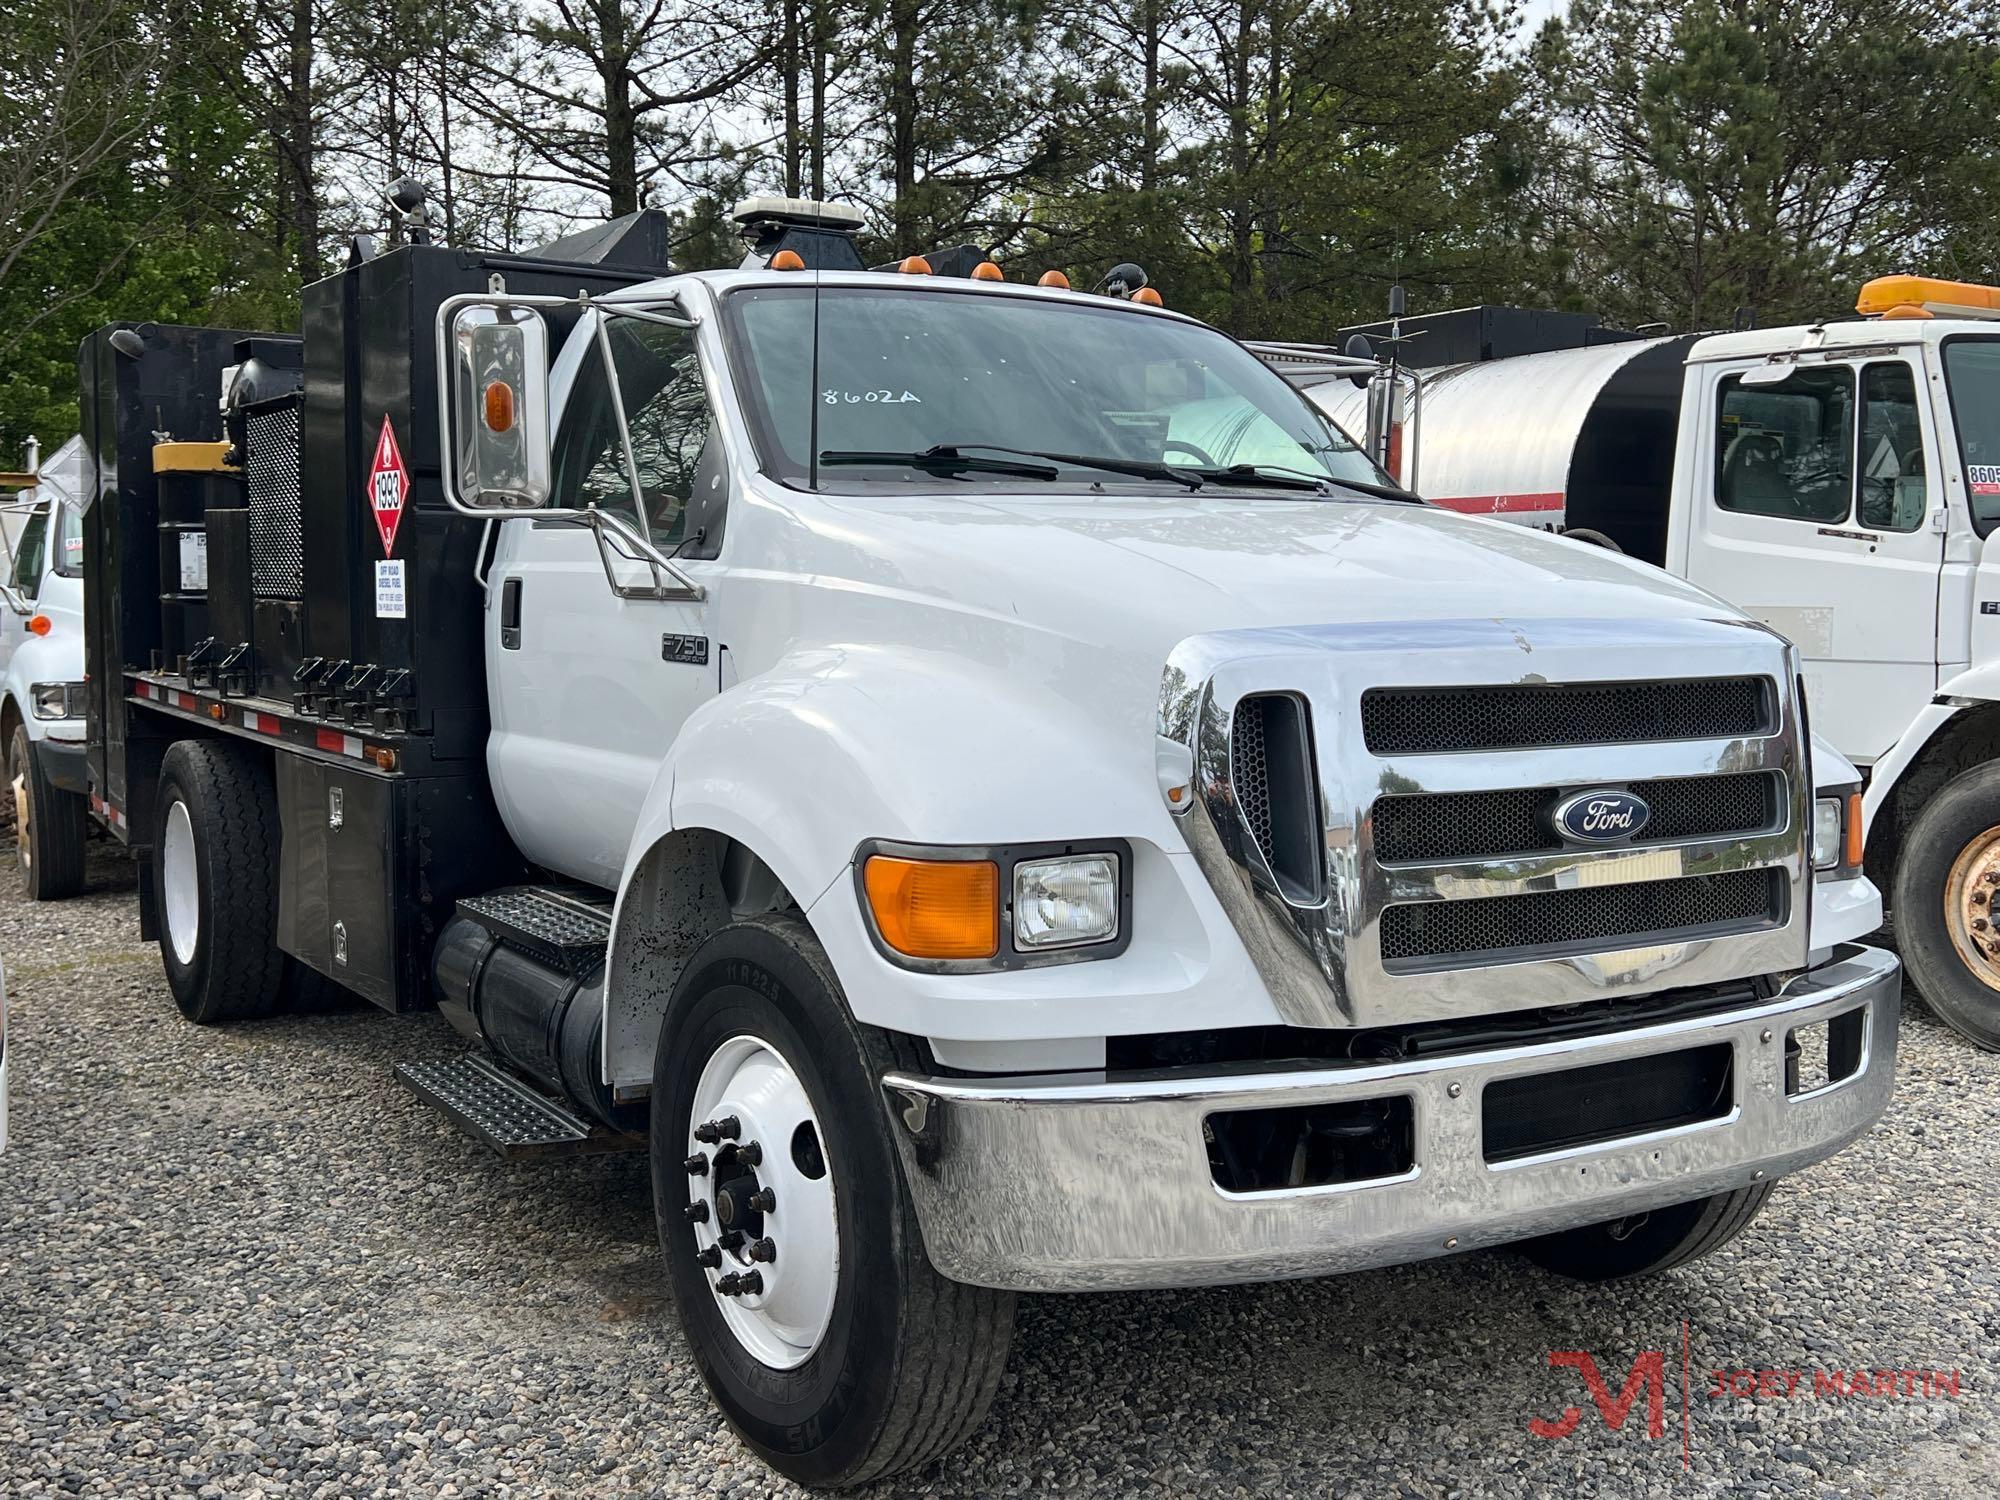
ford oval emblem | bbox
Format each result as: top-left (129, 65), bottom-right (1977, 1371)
top-left (1554, 789), bottom-right (1651, 844)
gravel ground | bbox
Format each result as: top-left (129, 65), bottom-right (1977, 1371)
top-left (3, 839), bottom-right (1998, 1498)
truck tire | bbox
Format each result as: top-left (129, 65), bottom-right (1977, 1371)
top-left (651, 912), bottom-right (1014, 1488)
top-left (10, 724), bottom-right (86, 900)
top-left (1559, 526), bottom-right (1623, 553)
top-left (153, 739), bottom-right (286, 1024)
top-left (1520, 1182), bottom-right (1776, 1281)
top-left (1892, 761), bottom-right (2000, 1050)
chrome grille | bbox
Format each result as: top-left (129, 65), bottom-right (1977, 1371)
top-left (1379, 869), bottom-right (1785, 969)
top-left (1361, 677), bottom-right (1773, 755)
top-left (1159, 622), bottom-right (1809, 1032)
top-left (1372, 771), bottom-right (1782, 865)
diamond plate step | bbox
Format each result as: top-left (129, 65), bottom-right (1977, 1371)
top-left (395, 1055), bottom-right (642, 1160)
top-left (455, 886), bottom-right (611, 977)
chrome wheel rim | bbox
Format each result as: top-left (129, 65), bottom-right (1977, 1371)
top-left (1944, 824), bottom-right (2000, 994)
top-left (162, 799), bottom-right (200, 965)
top-left (12, 762), bottom-right (29, 872)
top-left (684, 1033), bottom-right (837, 1370)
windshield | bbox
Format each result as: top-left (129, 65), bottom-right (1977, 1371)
top-left (721, 284), bottom-right (1387, 493)
top-left (1944, 337), bottom-right (2000, 536)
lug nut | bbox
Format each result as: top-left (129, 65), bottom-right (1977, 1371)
top-left (717, 1229), bottom-right (745, 1251)
top-left (684, 1153), bottom-right (708, 1176)
top-left (694, 1116), bottom-right (740, 1144)
top-left (717, 1270), bottom-right (764, 1297)
top-left (695, 1245), bottom-right (722, 1270)
top-left (737, 1140), bottom-right (763, 1167)
top-left (684, 1201), bottom-right (709, 1223)
top-left (748, 1187), bottom-right (776, 1213)
top-left (749, 1237), bottom-right (777, 1263)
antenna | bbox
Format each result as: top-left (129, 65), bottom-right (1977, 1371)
top-left (808, 204), bottom-right (824, 492)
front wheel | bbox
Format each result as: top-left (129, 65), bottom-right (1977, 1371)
top-left (1520, 1182), bottom-right (1776, 1281)
top-left (1894, 761), bottom-right (2000, 1050)
top-left (9, 725), bottom-right (86, 900)
top-left (652, 913), bottom-right (1014, 1488)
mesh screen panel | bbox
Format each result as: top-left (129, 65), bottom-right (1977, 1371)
top-left (245, 402), bottom-right (304, 600)
top-left (1379, 868), bottom-right (1783, 968)
top-left (1372, 771), bottom-right (1782, 864)
top-left (1361, 678), bottom-right (1772, 755)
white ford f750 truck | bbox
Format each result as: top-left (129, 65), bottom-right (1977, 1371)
top-left (1297, 276), bottom-right (2000, 1051)
top-left (2, 435), bottom-right (91, 897)
top-left (74, 198), bottom-right (1896, 1486)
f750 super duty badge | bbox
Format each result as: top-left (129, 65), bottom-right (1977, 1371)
top-left (662, 633), bottom-right (710, 666)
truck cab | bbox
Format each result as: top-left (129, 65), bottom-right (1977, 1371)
top-left (1, 435), bottom-right (90, 898)
top-left (77, 199), bottom-right (1899, 1487)
top-left (1295, 278), bottom-right (2000, 1050)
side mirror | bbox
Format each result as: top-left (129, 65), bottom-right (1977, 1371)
top-left (447, 303), bottom-right (552, 510)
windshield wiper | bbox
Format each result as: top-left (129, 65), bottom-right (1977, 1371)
top-left (942, 444), bottom-right (1206, 491)
top-left (1190, 463), bottom-right (1422, 502)
top-left (1182, 463), bottom-right (1333, 493)
top-left (819, 446), bottom-right (1060, 480)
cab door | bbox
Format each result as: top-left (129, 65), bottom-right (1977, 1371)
top-left (485, 310), bottom-right (726, 889)
top-left (0, 504), bottom-right (49, 686)
top-left (1682, 355), bottom-right (1944, 763)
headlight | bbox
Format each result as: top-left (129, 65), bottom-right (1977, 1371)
top-left (30, 682), bottom-right (82, 720)
top-left (1813, 791), bottom-right (1864, 874)
top-left (1014, 854), bottom-right (1120, 950)
top-left (1812, 798), bottom-right (1842, 870)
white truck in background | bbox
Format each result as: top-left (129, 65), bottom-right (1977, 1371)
top-left (1291, 276), bottom-right (2000, 1050)
top-left (1, 435), bottom-right (90, 898)
top-left (77, 196), bottom-right (1898, 1486)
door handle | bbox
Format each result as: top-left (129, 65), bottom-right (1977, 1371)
top-left (500, 576), bottom-right (523, 650)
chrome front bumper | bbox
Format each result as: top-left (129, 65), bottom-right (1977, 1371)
top-left (882, 943), bottom-right (1899, 1292)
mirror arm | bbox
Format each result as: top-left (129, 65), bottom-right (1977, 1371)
top-left (580, 506), bottom-right (706, 601)
top-left (592, 312), bottom-right (656, 543)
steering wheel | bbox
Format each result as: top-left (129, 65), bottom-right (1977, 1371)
top-left (1161, 439), bottom-right (1217, 467)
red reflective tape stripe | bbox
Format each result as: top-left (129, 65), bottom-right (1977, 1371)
top-left (1427, 492), bottom-right (1565, 515)
top-left (174, 691), bottom-right (197, 711)
top-left (244, 710), bottom-right (281, 735)
top-left (314, 728), bottom-right (362, 758)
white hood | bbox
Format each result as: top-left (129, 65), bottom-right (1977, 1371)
top-left (792, 489), bottom-right (1746, 657)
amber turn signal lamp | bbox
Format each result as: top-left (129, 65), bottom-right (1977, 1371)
top-left (483, 380), bottom-right (516, 433)
top-left (770, 249), bottom-right (806, 271)
top-left (971, 261), bottom-right (1004, 281)
top-left (863, 855), bottom-right (999, 960)
top-left (26, 614), bottom-right (51, 637)
top-left (899, 255), bottom-right (933, 275)
top-left (1846, 792), bottom-right (1865, 870)
top-left (1037, 270), bottom-right (1070, 289)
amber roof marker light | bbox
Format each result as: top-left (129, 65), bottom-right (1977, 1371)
top-left (1037, 270), bottom-right (1070, 289)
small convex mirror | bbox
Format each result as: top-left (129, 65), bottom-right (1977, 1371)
top-left (449, 303), bottom-right (552, 509)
